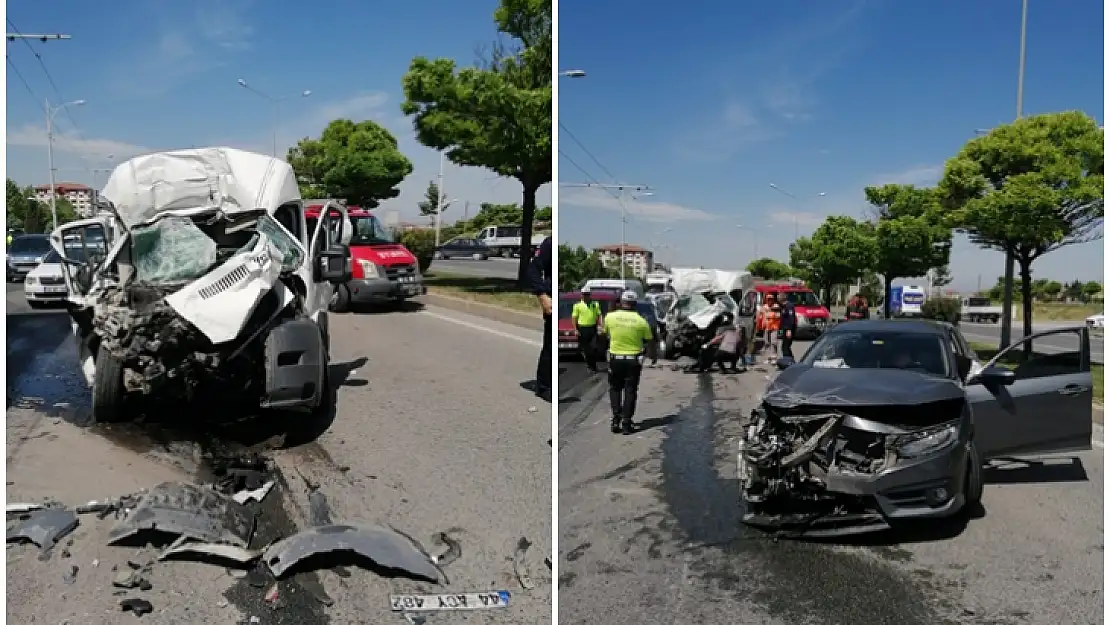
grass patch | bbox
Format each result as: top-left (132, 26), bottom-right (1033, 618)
top-left (1018, 302), bottom-right (1102, 322)
top-left (424, 271), bottom-right (541, 313)
top-left (968, 341), bottom-right (1102, 405)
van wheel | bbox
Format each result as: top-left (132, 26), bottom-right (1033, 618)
top-left (330, 285), bottom-right (351, 313)
top-left (92, 352), bottom-right (129, 423)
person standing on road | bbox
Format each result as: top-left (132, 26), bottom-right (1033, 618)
top-left (778, 291), bottom-right (797, 360)
top-left (600, 291), bottom-right (654, 435)
top-left (572, 287), bottom-right (603, 372)
top-left (846, 293), bottom-right (870, 321)
top-left (528, 236), bottom-right (553, 402)
top-left (761, 293), bottom-right (782, 362)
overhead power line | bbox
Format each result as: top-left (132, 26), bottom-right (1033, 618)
top-left (559, 121), bottom-right (618, 182)
top-left (7, 19), bottom-right (87, 154)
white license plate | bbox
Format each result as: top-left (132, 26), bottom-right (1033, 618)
top-left (561, 341), bottom-right (578, 349)
top-left (390, 591), bottom-right (510, 612)
top-left (44, 286), bottom-right (67, 294)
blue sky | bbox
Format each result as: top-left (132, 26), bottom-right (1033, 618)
top-left (6, 0), bottom-right (550, 225)
top-left (558, 0), bottom-right (1104, 292)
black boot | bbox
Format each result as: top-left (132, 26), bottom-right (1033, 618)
top-left (610, 416), bottom-right (622, 434)
top-left (621, 419), bottom-right (635, 435)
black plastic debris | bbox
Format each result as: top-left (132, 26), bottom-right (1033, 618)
top-left (120, 598), bottom-right (154, 617)
top-left (513, 537), bottom-right (536, 590)
top-left (432, 532), bottom-right (462, 567)
top-left (6, 507), bottom-right (79, 550)
top-left (262, 524), bottom-right (441, 581)
top-left (210, 454), bottom-right (272, 495)
top-left (107, 482), bottom-right (254, 548)
top-left (62, 565), bottom-right (79, 585)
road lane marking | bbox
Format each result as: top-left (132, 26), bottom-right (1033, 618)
top-left (419, 310), bottom-right (542, 347)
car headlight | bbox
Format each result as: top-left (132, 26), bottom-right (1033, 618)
top-left (895, 423), bottom-right (960, 459)
top-left (356, 259), bottom-right (380, 279)
top-left (24, 276), bottom-right (36, 285)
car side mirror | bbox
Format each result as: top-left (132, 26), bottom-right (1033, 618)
top-left (774, 356), bottom-right (795, 371)
top-left (955, 355), bottom-right (972, 380)
top-left (972, 365), bottom-right (1016, 386)
top-left (315, 244), bottom-right (351, 284)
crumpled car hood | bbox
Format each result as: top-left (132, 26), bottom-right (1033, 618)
top-left (765, 365), bottom-right (965, 408)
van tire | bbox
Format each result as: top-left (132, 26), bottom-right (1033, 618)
top-left (92, 352), bottom-right (129, 423)
top-left (330, 285), bottom-right (351, 313)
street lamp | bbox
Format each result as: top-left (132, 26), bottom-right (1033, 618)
top-left (236, 78), bottom-right (312, 157)
top-left (768, 183), bottom-right (825, 240)
top-left (559, 69), bottom-right (586, 78)
top-left (46, 98), bottom-right (86, 231)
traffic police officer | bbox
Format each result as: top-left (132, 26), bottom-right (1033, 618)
top-left (600, 290), bottom-right (654, 435)
top-left (572, 286), bottom-right (603, 372)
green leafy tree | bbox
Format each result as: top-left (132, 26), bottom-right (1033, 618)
top-left (937, 111), bottom-right (1104, 343)
top-left (1082, 281), bottom-right (1103, 303)
top-left (803, 216), bottom-right (878, 302)
top-left (788, 236), bottom-right (817, 284)
top-left (400, 229), bottom-right (437, 274)
top-left (6, 178), bottom-right (31, 231)
top-left (864, 184), bottom-right (952, 318)
top-left (557, 244), bottom-right (626, 292)
top-left (417, 181), bottom-right (449, 218)
top-left (1042, 280), bottom-right (1063, 301)
top-left (401, 0), bottom-right (551, 284)
top-left (286, 119), bottom-right (414, 207)
top-left (1064, 279), bottom-right (1083, 301)
top-left (745, 257), bottom-right (793, 280)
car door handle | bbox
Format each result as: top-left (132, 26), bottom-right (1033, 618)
top-left (1057, 384), bottom-right (1088, 396)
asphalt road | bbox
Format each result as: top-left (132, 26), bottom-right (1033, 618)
top-left (558, 341), bottom-right (1103, 625)
top-left (960, 321), bottom-right (1104, 364)
top-left (429, 256), bottom-right (523, 279)
top-left (6, 283), bottom-right (552, 624)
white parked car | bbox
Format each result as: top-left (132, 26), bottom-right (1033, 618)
top-left (23, 249), bottom-right (70, 308)
top-left (1086, 312), bottom-right (1104, 329)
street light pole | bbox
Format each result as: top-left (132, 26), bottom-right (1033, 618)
top-left (559, 182), bottom-right (651, 280)
top-left (768, 183), bottom-right (825, 241)
top-left (236, 79), bottom-right (312, 157)
top-left (999, 0), bottom-right (1028, 349)
top-left (45, 97), bottom-right (86, 231)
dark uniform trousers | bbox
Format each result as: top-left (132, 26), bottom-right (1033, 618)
top-left (608, 354), bottom-right (643, 423)
top-left (780, 332), bottom-right (795, 360)
top-left (577, 325), bottom-right (599, 369)
top-left (537, 313), bottom-right (552, 390)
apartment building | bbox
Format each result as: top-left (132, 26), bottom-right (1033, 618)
top-left (32, 183), bottom-right (97, 218)
top-left (594, 244), bottom-right (654, 279)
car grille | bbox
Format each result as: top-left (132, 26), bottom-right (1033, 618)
top-left (39, 276), bottom-right (65, 286)
top-left (386, 263), bottom-right (419, 283)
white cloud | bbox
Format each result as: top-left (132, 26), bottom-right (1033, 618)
top-left (869, 164), bottom-right (943, 187)
top-left (562, 187), bottom-right (716, 222)
top-left (6, 124), bottom-right (149, 161)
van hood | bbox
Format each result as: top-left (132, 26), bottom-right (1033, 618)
top-left (350, 244), bottom-right (417, 267)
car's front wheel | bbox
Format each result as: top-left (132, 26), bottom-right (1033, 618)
top-left (330, 285), bottom-right (351, 313)
top-left (963, 441), bottom-right (984, 512)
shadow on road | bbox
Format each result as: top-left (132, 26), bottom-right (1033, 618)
top-left (635, 413), bottom-right (678, 432)
top-left (425, 272), bottom-right (525, 293)
top-left (343, 300), bottom-right (426, 315)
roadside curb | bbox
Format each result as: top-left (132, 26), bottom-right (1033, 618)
top-left (1094, 404), bottom-right (1103, 426)
top-left (423, 292), bottom-right (543, 332)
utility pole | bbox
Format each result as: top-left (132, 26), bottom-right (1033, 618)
top-left (435, 152), bottom-right (445, 248)
top-left (998, 0), bottom-right (1028, 349)
top-left (560, 182), bottom-right (651, 280)
top-left (46, 98), bottom-right (87, 231)
top-left (6, 33), bottom-right (70, 42)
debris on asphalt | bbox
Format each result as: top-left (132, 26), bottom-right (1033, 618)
top-left (113, 570), bottom-right (147, 589)
top-left (262, 523), bottom-right (441, 581)
top-left (513, 537), bottom-right (536, 590)
top-left (232, 480), bottom-right (275, 505)
top-left (6, 502), bottom-right (44, 514)
top-left (544, 556), bottom-right (551, 569)
top-left (62, 564), bottom-right (79, 585)
top-left (307, 490), bottom-right (333, 526)
top-left (401, 613), bottom-right (428, 625)
top-left (298, 574), bottom-right (336, 606)
top-left (263, 583), bottom-right (281, 608)
top-left (246, 566), bottom-right (271, 588)
top-left (389, 591), bottom-right (511, 612)
top-left (158, 539), bottom-right (261, 567)
top-left (432, 532), bottom-right (462, 567)
top-left (107, 482), bottom-right (255, 548)
top-left (119, 598), bottom-right (154, 617)
top-left (77, 495), bottom-right (142, 519)
top-left (6, 507), bottom-right (79, 550)
top-left (212, 455), bottom-right (272, 495)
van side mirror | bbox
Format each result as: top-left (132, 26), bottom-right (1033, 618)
top-left (315, 244), bottom-right (351, 284)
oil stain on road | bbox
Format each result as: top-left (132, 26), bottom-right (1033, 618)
top-left (658, 374), bottom-right (959, 625)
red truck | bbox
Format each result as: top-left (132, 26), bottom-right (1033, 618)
top-left (305, 202), bottom-right (426, 312)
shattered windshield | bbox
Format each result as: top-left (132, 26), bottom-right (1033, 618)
top-left (801, 330), bottom-right (951, 378)
top-left (131, 217), bottom-right (218, 283)
top-left (349, 214), bottom-right (393, 245)
top-left (256, 215), bottom-right (305, 272)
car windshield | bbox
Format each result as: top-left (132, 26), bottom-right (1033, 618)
top-left (10, 237), bottom-right (51, 255)
top-left (801, 330), bottom-right (951, 377)
top-left (782, 290), bottom-right (821, 306)
top-left (349, 214), bottom-right (393, 245)
top-left (559, 299), bottom-right (574, 319)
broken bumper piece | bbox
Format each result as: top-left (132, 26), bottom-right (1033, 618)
top-left (262, 524), bottom-right (442, 582)
top-left (108, 481), bottom-right (255, 547)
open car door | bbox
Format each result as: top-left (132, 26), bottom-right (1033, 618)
top-left (966, 326), bottom-right (1093, 458)
top-left (305, 201), bottom-right (351, 316)
top-left (49, 216), bottom-right (115, 301)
